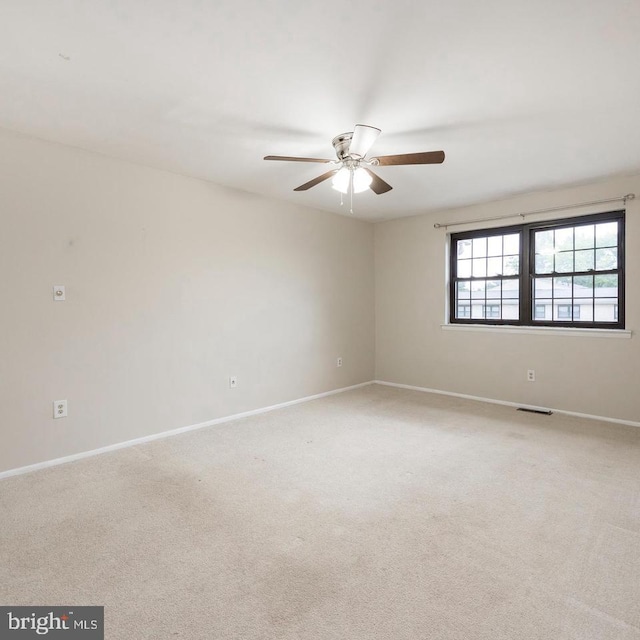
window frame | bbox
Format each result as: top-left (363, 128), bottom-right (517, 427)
top-left (449, 210), bottom-right (625, 329)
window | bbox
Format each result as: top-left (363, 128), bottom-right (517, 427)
top-left (453, 232), bottom-right (520, 322)
top-left (450, 210), bottom-right (625, 329)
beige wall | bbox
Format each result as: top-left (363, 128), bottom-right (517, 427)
top-left (3, 126), bottom-right (638, 476)
top-left (0, 128), bottom-right (375, 473)
top-left (375, 175), bottom-right (640, 423)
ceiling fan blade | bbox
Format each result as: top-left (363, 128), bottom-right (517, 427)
top-left (363, 168), bottom-right (393, 194)
top-left (374, 150), bottom-right (445, 166)
top-left (293, 169), bottom-right (339, 191)
top-left (264, 155), bottom-right (333, 163)
top-left (348, 124), bottom-right (381, 158)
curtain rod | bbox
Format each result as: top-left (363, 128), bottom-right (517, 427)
top-left (433, 193), bottom-right (635, 230)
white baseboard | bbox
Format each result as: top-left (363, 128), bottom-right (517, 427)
top-left (374, 380), bottom-right (640, 429)
top-left (0, 381), bottom-right (375, 481)
top-left (5, 378), bottom-right (634, 481)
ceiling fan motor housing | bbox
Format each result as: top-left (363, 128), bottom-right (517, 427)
top-left (332, 133), bottom-right (354, 161)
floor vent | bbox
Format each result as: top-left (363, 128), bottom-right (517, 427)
top-left (517, 407), bottom-right (553, 416)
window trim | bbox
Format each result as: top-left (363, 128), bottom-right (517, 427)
top-left (449, 210), bottom-right (625, 329)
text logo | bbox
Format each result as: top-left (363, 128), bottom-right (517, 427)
top-left (0, 607), bottom-right (103, 639)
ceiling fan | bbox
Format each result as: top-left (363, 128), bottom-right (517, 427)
top-left (264, 124), bottom-right (445, 196)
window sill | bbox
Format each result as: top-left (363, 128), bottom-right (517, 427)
top-left (441, 324), bottom-right (632, 339)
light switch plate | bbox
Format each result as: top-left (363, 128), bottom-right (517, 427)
top-left (53, 285), bottom-right (66, 301)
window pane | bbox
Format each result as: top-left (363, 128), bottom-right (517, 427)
top-left (457, 239), bottom-right (472, 259)
top-left (555, 227), bottom-right (574, 252)
top-left (595, 302), bottom-right (617, 322)
top-left (553, 277), bottom-right (572, 297)
top-left (487, 256), bottom-right (502, 276)
top-left (577, 302), bottom-right (594, 322)
top-left (471, 281), bottom-right (485, 299)
top-left (457, 304), bottom-right (471, 319)
top-left (596, 222), bottom-right (618, 248)
top-left (503, 234), bottom-right (519, 254)
top-left (457, 259), bottom-right (471, 278)
top-left (486, 280), bottom-right (501, 300)
top-left (573, 304), bottom-right (590, 322)
top-left (471, 304), bottom-right (484, 319)
top-left (535, 253), bottom-right (553, 274)
top-left (484, 304), bottom-right (500, 318)
top-left (533, 277), bottom-right (552, 298)
top-left (555, 251), bottom-right (573, 273)
top-left (595, 274), bottom-right (617, 296)
top-left (574, 224), bottom-right (594, 250)
top-left (473, 237), bottom-right (487, 258)
top-left (487, 236), bottom-right (503, 256)
top-left (534, 304), bottom-right (547, 319)
top-left (457, 280), bottom-right (471, 299)
top-left (573, 275), bottom-right (593, 298)
top-left (535, 230), bottom-right (553, 255)
top-left (554, 300), bottom-right (573, 321)
top-left (574, 249), bottom-right (594, 272)
top-left (503, 302), bottom-right (519, 320)
top-left (502, 280), bottom-right (519, 299)
top-left (533, 299), bottom-right (552, 320)
top-left (472, 258), bottom-right (487, 277)
top-left (595, 247), bottom-right (617, 270)
top-left (503, 255), bottom-right (519, 276)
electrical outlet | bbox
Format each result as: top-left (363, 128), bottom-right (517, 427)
top-left (229, 376), bottom-right (237, 389)
top-left (527, 370), bottom-right (535, 382)
top-left (53, 399), bottom-right (68, 418)
top-left (337, 357), bottom-right (343, 367)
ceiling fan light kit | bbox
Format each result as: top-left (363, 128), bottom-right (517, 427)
top-left (264, 124), bottom-right (445, 210)
top-left (331, 166), bottom-right (372, 194)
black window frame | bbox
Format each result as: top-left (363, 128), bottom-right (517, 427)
top-left (449, 210), bottom-right (625, 329)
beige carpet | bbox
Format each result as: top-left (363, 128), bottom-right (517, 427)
top-left (1, 384), bottom-right (639, 639)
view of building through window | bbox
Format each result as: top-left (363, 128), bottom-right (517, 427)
top-left (455, 278), bottom-right (617, 322)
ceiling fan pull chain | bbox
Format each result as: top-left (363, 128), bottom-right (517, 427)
top-left (350, 173), bottom-right (354, 214)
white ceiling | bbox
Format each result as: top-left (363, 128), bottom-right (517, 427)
top-left (1, 1), bottom-right (640, 221)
